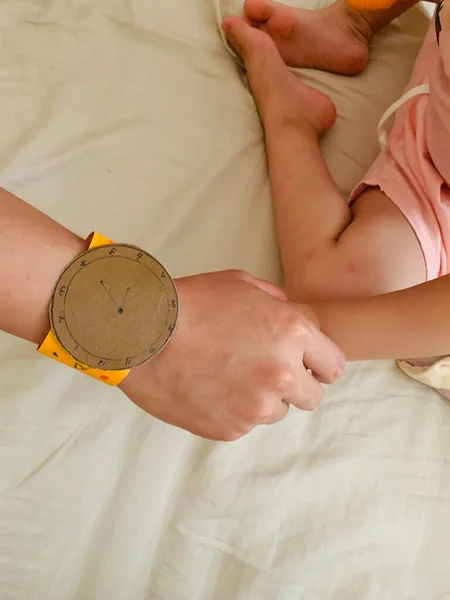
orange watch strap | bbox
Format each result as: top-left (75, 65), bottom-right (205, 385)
top-left (346, 0), bottom-right (396, 9)
top-left (37, 232), bottom-right (130, 386)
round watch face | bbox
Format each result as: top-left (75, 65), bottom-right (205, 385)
top-left (50, 244), bottom-right (178, 370)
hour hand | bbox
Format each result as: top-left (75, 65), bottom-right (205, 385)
top-left (119, 287), bottom-right (131, 314)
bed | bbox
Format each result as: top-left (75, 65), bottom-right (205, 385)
top-left (0, 1), bottom-right (446, 598)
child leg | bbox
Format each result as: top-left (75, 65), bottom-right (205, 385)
top-left (223, 19), bottom-right (426, 302)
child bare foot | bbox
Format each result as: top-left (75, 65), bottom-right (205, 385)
top-left (222, 17), bottom-right (336, 135)
top-left (243, 0), bottom-right (372, 74)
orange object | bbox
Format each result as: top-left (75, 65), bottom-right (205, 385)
top-left (347, 0), bottom-right (397, 10)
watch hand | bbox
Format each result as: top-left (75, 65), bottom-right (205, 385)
top-left (100, 280), bottom-right (119, 309)
top-left (118, 287), bottom-right (131, 314)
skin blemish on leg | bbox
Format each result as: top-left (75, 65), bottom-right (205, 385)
top-left (303, 248), bottom-right (317, 262)
top-left (345, 261), bottom-right (358, 275)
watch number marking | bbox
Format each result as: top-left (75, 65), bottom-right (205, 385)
top-left (58, 315), bottom-right (65, 324)
top-left (59, 285), bottom-right (66, 297)
top-left (108, 247), bottom-right (117, 256)
top-left (137, 252), bottom-right (143, 261)
top-left (74, 362), bottom-right (88, 372)
top-left (80, 260), bottom-right (88, 268)
top-left (161, 270), bottom-right (166, 278)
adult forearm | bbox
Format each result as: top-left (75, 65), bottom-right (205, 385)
top-left (0, 191), bottom-right (347, 443)
top-left (0, 189), bottom-right (86, 344)
top-left (313, 275), bottom-right (450, 361)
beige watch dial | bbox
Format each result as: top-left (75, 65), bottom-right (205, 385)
top-left (50, 244), bottom-right (178, 370)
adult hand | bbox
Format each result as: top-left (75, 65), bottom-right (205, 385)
top-left (120, 270), bottom-right (345, 440)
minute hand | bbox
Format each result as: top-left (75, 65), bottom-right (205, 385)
top-left (100, 280), bottom-right (119, 309)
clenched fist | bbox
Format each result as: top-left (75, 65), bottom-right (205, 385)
top-left (120, 270), bottom-right (345, 440)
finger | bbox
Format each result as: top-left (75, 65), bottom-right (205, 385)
top-left (262, 399), bottom-right (290, 425)
top-left (291, 310), bottom-right (346, 384)
top-left (284, 371), bottom-right (324, 411)
top-left (305, 329), bottom-right (346, 384)
top-left (251, 278), bottom-right (288, 301)
top-left (234, 270), bottom-right (288, 301)
top-left (314, 372), bottom-right (333, 385)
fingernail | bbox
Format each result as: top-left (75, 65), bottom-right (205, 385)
top-left (335, 365), bottom-right (345, 379)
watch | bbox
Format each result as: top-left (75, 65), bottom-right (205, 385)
top-left (37, 232), bottom-right (179, 386)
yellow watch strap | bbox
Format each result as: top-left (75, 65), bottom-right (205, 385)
top-left (37, 232), bottom-right (130, 386)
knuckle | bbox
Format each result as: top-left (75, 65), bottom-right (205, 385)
top-left (265, 362), bottom-right (296, 394)
top-left (278, 311), bottom-right (309, 339)
top-left (248, 398), bottom-right (276, 424)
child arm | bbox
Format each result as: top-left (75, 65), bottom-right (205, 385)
top-left (312, 275), bottom-right (450, 360)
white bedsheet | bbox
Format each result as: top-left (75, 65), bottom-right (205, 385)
top-left (0, 1), bottom-right (447, 599)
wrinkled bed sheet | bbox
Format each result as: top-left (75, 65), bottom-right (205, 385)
top-left (0, 1), bottom-right (447, 599)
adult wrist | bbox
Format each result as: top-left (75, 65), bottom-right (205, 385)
top-left (33, 238), bottom-right (89, 346)
top-left (0, 229), bottom-right (87, 346)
